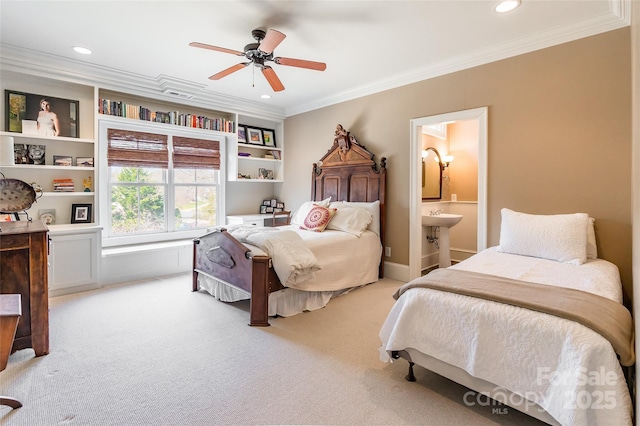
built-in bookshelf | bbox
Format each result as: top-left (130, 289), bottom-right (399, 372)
top-left (97, 90), bottom-right (235, 133)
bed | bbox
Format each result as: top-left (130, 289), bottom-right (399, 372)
top-left (193, 127), bottom-right (386, 326)
top-left (379, 209), bottom-right (635, 426)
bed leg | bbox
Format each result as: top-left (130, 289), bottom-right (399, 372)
top-left (406, 362), bottom-right (416, 382)
top-left (249, 256), bottom-right (270, 327)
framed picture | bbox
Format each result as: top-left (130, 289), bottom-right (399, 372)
top-left (276, 202), bottom-right (284, 209)
top-left (259, 168), bottom-right (273, 180)
top-left (262, 199), bottom-right (272, 206)
top-left (27, 144), bottom-right (46, 165)
top-left (265, 206), bottom-right (274, 213)
top-left (76, 157), bottom-right (94, 167)
top-left (14, 143), bottom-right (28, 164)
top-left (246, 127), bottom-right (263, 145)
top-left (237, 126), bottom-right (247, 143)
top-left (5, 90), bottom-right (80, 138)
top-left (53, 155), bottom-right (73, 166)
top-left (71, 203), bottom-right (92, 224)
top-left (260, 205), bottom-right (267, 214)
top-left (270, 198), bottom-right (278, 207)
top-left (38, 209), bottom-right (56, 225)
top-left (262, 129), bottom-right (276, 147)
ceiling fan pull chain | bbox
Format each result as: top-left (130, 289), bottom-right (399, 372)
top-left (252, 64), bottom-right (255, 87)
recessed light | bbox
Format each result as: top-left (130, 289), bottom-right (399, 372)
top-left (261, 94), bottom-right (271, 99)
top-left (73, 46), bottom-right (92, 55)
top-left (495, 0), bottom-right (521, 13)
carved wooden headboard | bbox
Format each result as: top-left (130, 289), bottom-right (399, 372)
top-left (311, 125), bottom-right (387, 277)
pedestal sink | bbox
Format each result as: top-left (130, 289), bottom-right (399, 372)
top-left (422, 213), bottom-right (463, 268)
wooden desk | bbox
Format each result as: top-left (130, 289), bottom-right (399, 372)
top-left (0, 221), bottom-right (49, 356)
top-left (0, 294), bottom-right (22, 409)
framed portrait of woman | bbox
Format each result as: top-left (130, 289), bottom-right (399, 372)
top-left (5, 90), bottom-right (80, 138)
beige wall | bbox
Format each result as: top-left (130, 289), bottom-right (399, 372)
top-left (282, 28), bottom-right (632, 303)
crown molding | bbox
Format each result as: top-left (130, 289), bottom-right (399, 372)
top-left (285, 0), bottom-right (631, 116)
top-left (0, 43), bottom-right (286, 122)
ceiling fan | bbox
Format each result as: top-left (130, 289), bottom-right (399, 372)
top-left (189, 28), bottom-right (327, 92)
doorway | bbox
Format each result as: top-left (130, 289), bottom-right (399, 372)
top-left (409, 107), bottom-right (488, 280)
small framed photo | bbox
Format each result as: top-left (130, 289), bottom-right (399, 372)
top-left (262, 199), bottom-right (272, 206)
top-left (53, 155), bottom-right (73, 166)
top-left (246, 127), bottom-right (263, 145)
top-left (270, 198), bottom-right (277, 207)
top-left (259, 168), bottom-right (273, 180)
top-left (276, 202), bottom-right (284, 209)
top-left (237, 126), bottom-right (247, 143)
top-left (27, 144), bottom-right (46, 165)
top-left (5, 90), bottom-right (79, 137)
top-left (260, 205), bottom-right (267, 214)
top-left (265, 206), bottom-right (274, 213)
top-left (262, 129), bottom-right (276, 147)
top-left (76, 157), bottom-right (94, 167)
top-left (38, 209), bottom-right (56, 225)
top-left (14, 143), bottom-right (28, 164)
top-left (71, 203), bottom-right (92, 224)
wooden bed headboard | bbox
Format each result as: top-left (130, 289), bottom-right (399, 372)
top-left (311, 125), bottom-right (387, 277)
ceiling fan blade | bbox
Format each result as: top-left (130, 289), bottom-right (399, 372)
top-left (262, 66), bottom-right (285, 92)
top-left (274, 57), bottom-right (326, 71)
top-left (258, 29), bottom-right (286, 54)
top-left (209, 63), bottom-right (250, 80)
top-left (189, 42), bottom-right (244, 56)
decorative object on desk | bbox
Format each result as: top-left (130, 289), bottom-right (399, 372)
top-left (0, 175), bottom-right (41, 220)
top-left (0, 135), bottom-right (14, 166)
top-left (246, 127), bottom-right (263, 145)
top-left (27, 144), bottom-right (46, 165)
top-left (260, 205), bottom-right (267, 214)
top-left (76, 157), bottom-right (94, 167)
top-left (71, 203), bottom-right (92, 224)
top-left (13, 143), bottom-right (27, 164)
top-left (262, 129), bottom-right (276, 147)
top-left (38, 209), bottom-right (56, 225)
top-left (83, 176), bottom-right (92, 192)
top-left (53, 155), bottom-right (72, 166)
top-left (270, 198), bottom-right (278, 207)
top-left (5, 90), bottom-right (79, 137)
top-left (237, 126), bottom-right (247, 143)
top-left (259, 168), bottom-right (273, 180)
top-left (53, 178), bottom-right (75, 192)
top-left (276, 202), bottom-right (285, 209)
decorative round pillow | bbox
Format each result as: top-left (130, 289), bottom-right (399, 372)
top-left (300, 205), bottom-right (336, 232)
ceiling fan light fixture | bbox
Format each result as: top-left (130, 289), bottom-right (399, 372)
top-left (495, 0), bottom-right (521, 13)
top-left (73, 46), bottom-right (92, 55)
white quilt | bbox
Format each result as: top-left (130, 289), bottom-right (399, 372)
top-left (379, 247), bottom-right (633, 426)
top-left (227, 225), bottom-right (320, 286)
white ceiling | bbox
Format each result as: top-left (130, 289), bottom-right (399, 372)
top-left (0, 1), bottom-right (630, 118)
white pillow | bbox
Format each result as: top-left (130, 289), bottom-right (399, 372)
top-left (587, 217), bottom-right (597, 260)
top-left (330, 200), bottom-right (380, 236)
top-left (497, 208), bottom-right (588, 265)
top-left (291, 197), bottom-right (331, 226)
top-left (326, 203), bottom-right (373, 236)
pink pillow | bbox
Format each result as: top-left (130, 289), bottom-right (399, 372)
top-left (299, 205), bottom-right (336, 232)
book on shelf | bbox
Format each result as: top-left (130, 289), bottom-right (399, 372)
top-left (52, 178), bottom-right (75, 192)
top-left (98, 98), bottom-right (235, 133)
top-left (270, 150), bottom-right (281, 160)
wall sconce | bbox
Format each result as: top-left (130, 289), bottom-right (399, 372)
top-left (423, 149), bottom-right (453, 170)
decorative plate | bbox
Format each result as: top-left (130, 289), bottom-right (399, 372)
top-left (0, 178), bottom-right (37, 213)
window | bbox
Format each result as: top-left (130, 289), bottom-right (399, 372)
top-left (100, 121), bottom-right (224, 246)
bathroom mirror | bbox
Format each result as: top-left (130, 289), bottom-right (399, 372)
top-left (422, 147), bottom-right (442, 200)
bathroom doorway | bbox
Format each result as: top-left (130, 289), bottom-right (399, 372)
top-left (409, 107), bottom-right (488, 280)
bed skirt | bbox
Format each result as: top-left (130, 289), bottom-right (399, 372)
top-left (196, 273), bottom-right (354, 317)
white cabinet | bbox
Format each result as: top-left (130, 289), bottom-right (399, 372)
top-left (226, 214), bottom-right (271, 227)
top-left (48, 225), bottom-right (102, 296)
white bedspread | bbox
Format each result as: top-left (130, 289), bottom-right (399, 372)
top-left (228, 225), bottom-right (320, 286)
top-left (379, 247), bottom-right (633, 426)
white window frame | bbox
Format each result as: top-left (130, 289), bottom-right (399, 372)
top-left (98, 118), bottom-right (226, 248)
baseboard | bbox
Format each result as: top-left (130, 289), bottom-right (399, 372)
top-left (383, 261), bottom-right (409, 282)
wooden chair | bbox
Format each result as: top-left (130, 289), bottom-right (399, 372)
top-left (0, 294), bottom-right (22, 409)
top-left (272, 210), bottom-right (291, 227)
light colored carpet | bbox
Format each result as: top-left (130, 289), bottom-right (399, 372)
top-left (0, 274), bottom-right (545, 425)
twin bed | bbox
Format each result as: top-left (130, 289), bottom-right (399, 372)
top-left (193, 131), bottom-right (386, 326)
top-left (380, 209), bottom-right (635, 425)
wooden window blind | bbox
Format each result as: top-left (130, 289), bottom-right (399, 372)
top-left (107, 128), bottom-right (168, 168)
top-left (172, 136), bottom-right (220, 170)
